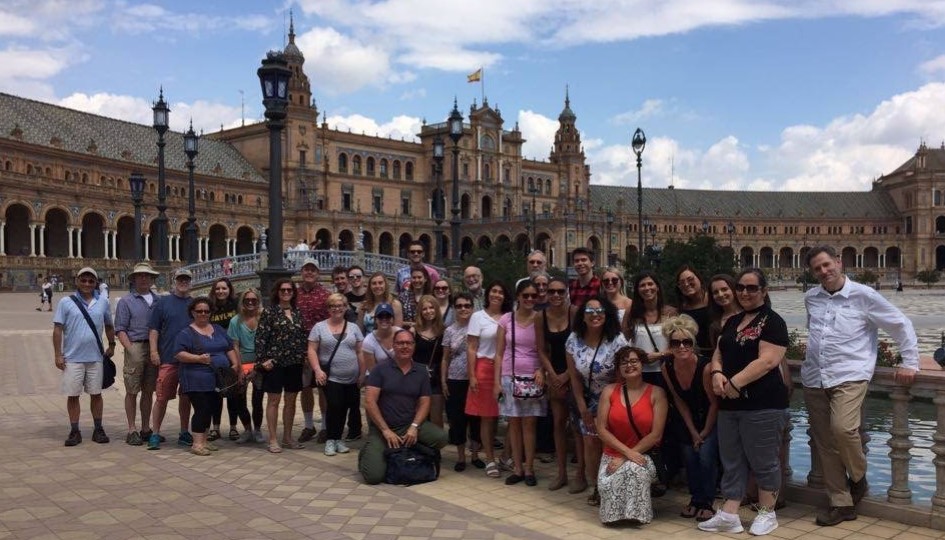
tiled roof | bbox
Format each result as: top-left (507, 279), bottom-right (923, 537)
top-left (0, 93), bottom-right (266, 183)
top-left (588, 184), bottom-right (900, 220)
top-left (889, 145), bottom-right (945, 175)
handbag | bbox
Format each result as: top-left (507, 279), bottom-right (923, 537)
top-left (510, 311), bottom-right (544, 399)
top-left (623, 383), bottom-right (668, 497)
top-left (188, 327), bottom-right (239, 396)
top-left (69, 295), bottom-right (116, 389)
top-left (383, 443), bottom-right (441, 485)
top-left (316, 320), bottom-right (346, 388)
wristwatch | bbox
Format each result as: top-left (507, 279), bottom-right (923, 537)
top-left (410, 422), bottom-right (419, 429)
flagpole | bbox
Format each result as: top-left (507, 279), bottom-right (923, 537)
top-left (481, 67), bottom-right (485, 103)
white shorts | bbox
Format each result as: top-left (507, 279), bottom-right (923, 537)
top-left (62, 362), bottom-right (103, 396)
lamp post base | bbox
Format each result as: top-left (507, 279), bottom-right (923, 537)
top-left (258, 267), bottom-right (295, 307)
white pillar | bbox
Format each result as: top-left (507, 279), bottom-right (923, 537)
top-left (174, 235), bottom-right (180, 262)
top-left (66, 227), bottom-right (74, 258)
top-left (198, 237), bottom-right (204, 263)
top-left (144, 234), bottom-right (150, 260)
top-left (38, 225), bottom-right (46, 257)
top-left (111, 231), bottom-right (118, 260)
top-left (252, 237), bottom-right (257, 255)
top-left (28, 224), bottom-right (37, 256)
top-left (101, 230), bottom-right (110, 259)
top-left (0, 221), bottom-right (5, 255)
top-left (76, 228), bottom-right (83, 258)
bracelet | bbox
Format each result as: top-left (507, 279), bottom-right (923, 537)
top-left (728, 379), bottom-right (742, 393)
top-left (710, 369), bottom-right (726, 378)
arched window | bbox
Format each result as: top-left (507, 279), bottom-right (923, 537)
top-left (546, 179), bottom-right (552, 194)
top-left (484, 163), bottom-right (491, 180)
top-left (338, 153), bottom-right (348, 173)
top-left (379, 159), bottom-right (388, 178)
top-left (352, 155), bottom-right (362, 175)
top-left (528, 177), bottom-right (534, 191)
top-left (393, 160), bottom-right (401, 180)
top-left (366, 156), bottom-right (375, 176)
top-left (405, 162), bottom-right (414, 180)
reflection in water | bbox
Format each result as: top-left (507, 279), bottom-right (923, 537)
top-left (788, 393), bottom-right (937, 503)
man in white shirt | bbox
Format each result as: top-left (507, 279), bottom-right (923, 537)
top-left (802, 246), bottom-right (919, 527)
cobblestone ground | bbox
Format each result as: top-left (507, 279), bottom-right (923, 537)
top-left (1, 293), bottom-right (942, 540)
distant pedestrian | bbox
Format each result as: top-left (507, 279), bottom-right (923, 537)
top-left (39, 276), bottom-right (53, 311)
top-left (53, 267), bottom-right (116, 447)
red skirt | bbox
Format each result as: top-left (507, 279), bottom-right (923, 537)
top-left (464, 358), bottom-right (498, 418)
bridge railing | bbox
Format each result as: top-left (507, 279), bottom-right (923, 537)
top-left (179, 250), bottom-right (448, 287)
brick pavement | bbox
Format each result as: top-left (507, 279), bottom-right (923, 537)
top-left (0, 292), bottom-right (942, 540)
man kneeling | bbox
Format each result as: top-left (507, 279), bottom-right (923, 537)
top-left (360, 329), bottom-right (447, 484)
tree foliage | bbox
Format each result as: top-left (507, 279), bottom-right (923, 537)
top-left (461, 241), bottom-right (529, 289)
top-left (625, 234), bottom-right (738, 304)
top-left (855, 269), bottom-right (880, 285)
top-left (916, 269), bottom-right (941, 288)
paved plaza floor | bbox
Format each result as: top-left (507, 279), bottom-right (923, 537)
top-left (1, 292), bottom-right (943, 539)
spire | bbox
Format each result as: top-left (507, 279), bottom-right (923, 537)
top-left (289, 9), bottom-right (295, 43)
top-left (558, 85), bottom-right (576, 123)
top-left (284, 9), bottom-right (303, 60)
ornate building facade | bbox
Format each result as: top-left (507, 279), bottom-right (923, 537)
top-left (1, 25), bottom-right (943, 290)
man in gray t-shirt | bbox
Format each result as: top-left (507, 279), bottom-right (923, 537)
top-left (359, 330), bottom-right (447, 484)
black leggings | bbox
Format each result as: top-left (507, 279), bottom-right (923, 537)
top-left (187, 391), bottom-right (217, 434)
top-left (226, 388), bottom-right (252, 429)
top-left (445, 379), bottom-right (481, 447)
top-left (324, 381), bottom-right (361, 440)
top-left (211, 393), bottom-right (224, 427)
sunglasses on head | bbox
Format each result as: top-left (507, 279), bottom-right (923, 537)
top-left (735, 284), bottom-right (761, 293)
top-left (670, 338), bottom-right (694, 348)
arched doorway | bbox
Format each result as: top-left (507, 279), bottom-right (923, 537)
top-left (236, 226), bottom-right (255, 255)
top-left (460, 194), bottom-right (471, 219)
top-left (514, 233), bottom-right (530, 254)
top-left (885, 246), bottom-right (901, 269)
top-left (863, 247), bottom-right (879, 268)
top-left (740, 246), bottom-right (754, 268)
top-left (207, 224), bottom-right (227, 260)
top-left (496, 234), bottom-right (511, 246)
top-left (936, 216), bottom-right (945, 234)
top-left (535, 232), bottom-right (552, 255)
top-left (778, 247), bottom-right (793, 268)
top-left (398, 233), bottom-right (413, 258)
top-left (482, 196), bottom-right (492, 219)
top-left (759, 247), bottom-right (774, 268)
top-left (81, 212), bottom-right (105, 259)
top-left (379, 232), bottom-right (394, 255)
top-left (3, 203), bottom-right (31, 255)
top-left (418, 234), bottom-right (432, 258)
top-left (841, 246), bottom-right (856, 269)
top-left (587, 236), bottom-right (601, 258)
top-left (44, 208), bottom-right (70, 258)
top-left (461, 237), bottom-right (474, 260)
top-left (338, 229), bottom-right (354, 251)
top-left (116, 216), bottom-right (136, 260)
top-left (315, 228), bottom-right (332, 250)
top-left (362, 231), bottom-right (374, 253)
top-left (478, 235), bottom-right (492, 249)
top-left (937, 245), bottom-right (945, 271)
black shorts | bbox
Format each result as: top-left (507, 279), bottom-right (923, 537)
top-left (261, 364), bottom-right (303, 394)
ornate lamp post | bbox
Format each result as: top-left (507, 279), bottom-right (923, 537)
top-left (702, 219), bottom-right (710, 236)
top-left (152, 89), bottom-right (170, 265)
top-left (726, 221), bottom-right (735, 248)
top-left (529, 184), bottom-right (539, 252)
top-left (183, 122), bottom-right (199, 264)
top-left (129, 173), bottom-right (145, 261)
top-left (432, 135), bottom-right (445, 265)
top-left (448, 99), bottom-right (464, 265)
top-left (631, 128), bottom-right (647, 256)
top-left (606, 210), bottom-right (614, 266)
top-left (256, 51), bottom-right (293, 302)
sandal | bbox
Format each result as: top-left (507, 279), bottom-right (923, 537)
top-left (695, 507), bottom-right (715, 522)
top-left (548, 476), bottom-right (567, 491)
top-left (680, 505), bottom-right (698, 519)
top-left (485, 461), bottom-right (500, 478)
top-left (207, 429), bottom-right (221, 441)
top-left (568, 478), bottom-right (588, 494)
top-left (281, 440), bottom-right (304, 450)
top-left (228, 428), bottom-right (239, 441)
top-left (471, 458), bottom-right (486, 469)
top-left (268, 443), bottom-right (283, 453)
top-left (454, 462), bottom-right (467, 472)
top-left (191, 446), bottom-right (211, 456)
top-left (587, 487), bottom-right (600, 506)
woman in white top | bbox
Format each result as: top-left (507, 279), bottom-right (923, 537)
top-left (601, 267), bottom-right (632, 321)
top-left (622, 271), bottom-right (677, 388)
top-left (360, 303), bottom-right (401, 372)
top-left (465, 280), bottom-right (513, 479)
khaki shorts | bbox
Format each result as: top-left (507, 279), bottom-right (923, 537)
top-left (62, 361), bottom-right (103, 397)
top-left (155, 364), bottom-right (181, 402)
top-left (123, 342), bottom-right (158, 394)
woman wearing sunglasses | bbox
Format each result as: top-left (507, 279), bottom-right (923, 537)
top-left (674, 265), bottom-right (713, 357)
top-left (661, 315), bottom-right (718, 522)
top-left (600, 267), bottom-right (632, 322)
top-left (535, 276), bottom-right (577, 490)
top-left (441, 292), bottom-right (483, 471)
top-left (432, 279), bottom-right (455, 327)
top-left (698, 268), bottom-right (789, 537)
top-left (226, 288), bottom-right (262, 444)
top-left (623, 271), bottom-right (677, 389)
top-left (567, 296), bottom-right (629, 505)
top-left (173, 297), bottom-right (240, 456)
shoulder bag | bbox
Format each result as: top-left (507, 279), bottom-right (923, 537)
top-left (510, 311), bottom-right (544, 399)
top-left (69, 295), bottom-right (116, 389)
top-left (316, 320), bottom-right (347, 387)
top-left (384, 443), bottom-right (441, 485)
top-left (623, 383), bottom-right (668, 496)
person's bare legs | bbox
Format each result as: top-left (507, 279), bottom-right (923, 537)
top-left (67, 396), bottom-right (80, 423)
top-left (140, 391), bottom-right (153, 433)
top-left (124, 392), bottom-right (138, 432)
top-left (523, 416), bottom-right (538, 475)
top-left (584, 436), bottom-right (602, 489)
top-left (266, 392), bottom-right (282, 446)
top-left (90, 394), bottom-right (103, 423)
top-left (508, 417), bottom-right (524, 475)
top-left (282, 391), bottom-right (298, 443)
top-left (481, 416), bottom-right (496, 462)
top-left (551, 398), bottom-right (569, 484)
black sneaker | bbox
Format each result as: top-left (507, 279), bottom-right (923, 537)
top-left (815, 506), bottom-right (856, 526)
top-left (315, 429), bottom-right (328, 444)
top-left (125, 431), bottom-right (143, 446)
top-left (849, 477), bottom-right (869, 505)
top-left (344, 431), bottom-right (362, 442)
top-left (92, 427), bottom-right (110, 444)
top-left (64, 430), bottom-right (82, 447)
top-left (298, 427), bottom-right (317, 443)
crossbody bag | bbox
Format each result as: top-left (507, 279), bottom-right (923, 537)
top-left (510, 312), bottom-right (544, 399)
top-left (316, 320), bottom-right (347, 387)
top-left (69, 295), bottom-right (116, 389)
top-left (623, 383), bottom-right (668, 495)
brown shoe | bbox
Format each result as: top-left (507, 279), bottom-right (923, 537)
top-left (315, 429), bottom-right (328, 444)
top-left (849, 477), bottom-right (869, 505)
top-left (815, 506), bottom-right (856, 526)
top-left (297, 427), bottom-right (316, 443)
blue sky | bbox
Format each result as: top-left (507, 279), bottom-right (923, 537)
top-left (3, 0), bottom-right (945, 192)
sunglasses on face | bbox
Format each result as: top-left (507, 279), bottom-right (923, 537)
top-left (601, 277), bottom-right (620, 285)
top-left (618, 358), bottom-right (642, 366)
top-left (193, 309), bottom-right (210, 315)
top-left (394, 341), bottom-right (414, 346)
top-left (243, 299), bottom-right (259, 305)
top-left (279, 288), bottom-right (294, 293)
top-left (409, 249), bottom-right (424, 254)
top-left (528, 260), bottom-right (543, 266)
top-left (454, 303), bottom-right (473, 309)
top-left (735, 284), bottom-right (761, 293)
top-left (547, 288), bottom-right (567, 296)
top-left (348, 274), bottom-right (362, 280)
top-left (520, 293), bottom-right (539, 300)
top-left (584, 307), bottom-right (605, 316)
top-left (670, 338), bottom-right (694, 348)
top-left (434, 286), bottom-right (450, 291)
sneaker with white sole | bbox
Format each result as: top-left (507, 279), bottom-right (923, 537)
top-left (698, 511), bottom-right (744, 534)
top-left (324, 439), bottom-right (337, 456)
top-left (749, 508), bottom-right (778, 536)
top-left (237, 430), bottom-right (254, 444)
top-left (253, 430), bottom-right (265, 443)
top-left (335, 440), bottom-right (350, 454)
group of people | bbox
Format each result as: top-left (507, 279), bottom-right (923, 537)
top-left (51, 241), bottom-right (920, 534)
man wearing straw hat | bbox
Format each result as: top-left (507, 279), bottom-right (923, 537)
top-left (115, 262), bottom-right (161, 446)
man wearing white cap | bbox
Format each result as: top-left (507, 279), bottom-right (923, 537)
top-left (115, 263), bottom-right (160, 446)
top-left (295, 257), bottom-right (331, 443)
top-left (53, 267), bottom-right (116, 446)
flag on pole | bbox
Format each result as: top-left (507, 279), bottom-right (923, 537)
top-left (467, 68), bottom-right (482, 83)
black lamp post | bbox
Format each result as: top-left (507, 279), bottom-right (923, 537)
top-left (129, 172), bottom-right (145, 261)
top-left (432, 135), bottom-right (445, 265)
top-left (183, 122), bottom-right (199, 264)
top-left (529, 185), bottom-right (539, 252)
top-left (642, 215), bottom-right (650, 266)
top-left (152, 88), bottom-right (170, 265)
top-left (448, 99), bottom-right (464, 265)
top-left (606, 210), bottom-right (614, 266)
top-left (256, 51), bottom-right (293, 302)
top-left (631, 128), bottom-right (646, 255)
top-left (726, 221), bottom-right (735, 248)
top-left (702, 219), bottom-right (710, 235)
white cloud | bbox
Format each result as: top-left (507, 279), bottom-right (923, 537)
top-left (110, 2), bottom-right (271, 34)
top-left (919, 54), bottom-right (945, 77)
top-left (0, 45), bottom-right (81, 98)
top-left (612, 99), bottom-right (665, 125)
top-left (57, 92), bottom-right (245, 133)
top-left (295, 27), bottom-right (394, 95)
top-left (399, 88), bottom-right (427, 101)
top-left (326, 113), bottom-right (423, 142)
top-left (0, 11), bottom-right (36, 36)
top-left (517, 110), bottom-right (559, 160)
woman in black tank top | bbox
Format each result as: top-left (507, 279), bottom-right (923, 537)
top-left (535, 277), bottom-right (577, 491)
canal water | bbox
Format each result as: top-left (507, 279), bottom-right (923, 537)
top-left (771, 289), bottom-right (942, 503)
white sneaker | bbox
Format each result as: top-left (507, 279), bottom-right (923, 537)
top-left (335, 440), bottom-right (350, 454)
top-left (237, 430), bottom-right (254, 444)
top-left (749, 508), bottom-right (778, 536)
top-left (324, 439), bottom-right (337, 456)
top-left (253, 430), bottom-right (265, 443)
top-left (698, 511), bottom-right (744, 534)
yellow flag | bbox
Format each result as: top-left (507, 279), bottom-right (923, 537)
top-left (467, 68), bottom-right (482, 83)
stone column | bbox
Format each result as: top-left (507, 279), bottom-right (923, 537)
top-left (144, 234), bottom-right (150, 261)
top-left (252, 238), bottom-right (257, 255)
top-left (76, 228), bottom-right (83, 258)
top-left (66, 227), bottom-right (74, 258)
top-left (38, 225), bottom-right (46, 257)
top-left (887, 384), bottom-right (913, 504)
top-left (0, 221), bottom-right (5, 255)
top-left (111, 231), bottom-right (118, 260)
top-left (29, 224), bottom-right (36, 256)
top-left (101, 230), bottom-right (110, 259)
top-left (175, 235), bottom-right (181, 262)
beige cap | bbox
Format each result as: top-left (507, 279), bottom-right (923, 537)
top-left (77, 267), bottom-right (98, 279)
top-left (129, 262), bottom-right (160, 277)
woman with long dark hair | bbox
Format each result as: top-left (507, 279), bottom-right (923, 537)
top-left (622, 271), bottom-right (677, 388)
top-left (207, 277), bottom-right (238, 441)
top-left (707, 274), bottom-right (741, 347)
top-left (398, 266), bottom-right (432, 328)
top-left (674, 265), bottom-right (712, 356)
top-left (568, 295), bottom-right (629, 505)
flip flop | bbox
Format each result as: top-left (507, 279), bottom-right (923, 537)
top-left (281, 441), bottom-right (304, 450)
top-left (680, 505), bottom-right (698, 518)
top-left (695, 508), bottom-right (715, 522)
top-left (268, 443), bottom-right (283, 453)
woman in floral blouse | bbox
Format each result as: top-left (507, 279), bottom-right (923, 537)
top-left (255, 278), bottom-right (308, 453)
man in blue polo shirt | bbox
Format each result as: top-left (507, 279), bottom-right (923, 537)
top-left (359, 329), bottom-right (447, 484)
top-left (53, 267), bottom-right (115, 447)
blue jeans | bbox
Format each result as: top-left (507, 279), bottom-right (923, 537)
top-left (681, 427), bottom-right (719, 507)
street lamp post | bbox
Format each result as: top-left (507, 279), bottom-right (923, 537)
top-left (529, 185), bottom-right (539, 252)
top-left (632, 128), bottom-right (647, 256)
top-left (129, 173), bottom-right (145, 261)
top-left (432, 135), bottom-right (445, 265)
top-left (702, 219), bottom-right (709, 235)
top-left (448, 99), bottom-right (464, 266)
top-left (152, 89), bottom-right (170, 265)
top-left (606, 210), bottom-right (614, 266)
top-left (726, 221), bottom-right (735, 248)
top-left (183, 122), bottom-right (199, 264)
top-left (256, 51), bottom-right (293, 303)
top-left (642, 215), bottom-right (650, 266)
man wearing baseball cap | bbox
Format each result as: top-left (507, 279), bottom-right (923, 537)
top-left (114, 263), bottom-right (160, 446)
top-left (53, 267), bottom-right (116, 446)
top-left (295, 257), bottom-right (331, 443)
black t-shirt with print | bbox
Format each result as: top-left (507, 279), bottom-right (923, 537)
top-left (717, 304), bottom-right (790, 411)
